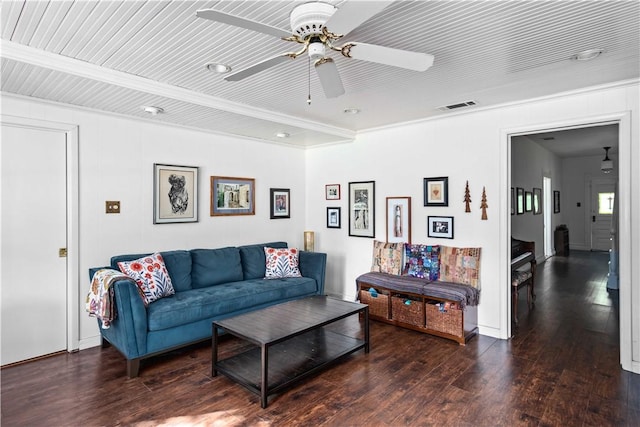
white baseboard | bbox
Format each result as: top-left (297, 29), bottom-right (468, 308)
top-left (78, 336), bottom-right (101, 350)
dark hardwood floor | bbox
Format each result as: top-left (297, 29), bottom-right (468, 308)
top-left (2, 251), bottom-right (639, 426)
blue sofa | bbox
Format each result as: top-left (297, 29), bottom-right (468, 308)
top-left (89, 241), bottom-right (326, 377)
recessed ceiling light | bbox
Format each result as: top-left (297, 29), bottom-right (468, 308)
top-left (343, 108), bottom-right (360, 114)
top-left (205, 62), bottom-right (232, 73)
top-left (571, 49), bottom-right (604, 61)
top-left (275, 132), bottom-right (290, 138)
top-left (141, 105), bottom-right (164, 115)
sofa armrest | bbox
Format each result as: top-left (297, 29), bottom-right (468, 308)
top-left (299, 251), bottom-right (327, 295)
top-left (89, 268), bottom-right (148, 359)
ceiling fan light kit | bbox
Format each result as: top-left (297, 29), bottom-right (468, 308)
top-left (196, 1), bottom-right (434, 99)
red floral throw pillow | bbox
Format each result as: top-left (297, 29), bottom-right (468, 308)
top-left (264, 247), bottom-right (302, 279)
top-left (118, 253), bottom-right (175, 305)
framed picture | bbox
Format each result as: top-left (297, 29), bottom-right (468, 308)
top-left (516, 187), bottom-right (524, 215)
top-left (386, 197), bottom-right (411, 243)
top-left (270, 188), bottom-right (290, 219)
top-left (423, 177), bottom-right (448, 206)
top-left (325, 184), bottom-right (340, 200)
top-left (533, 188), bottom-right (542, 215)
top-left (554, 190), bottom-right (560, 213)
top-left (348, 181), bottom-right (375, 238)
top-left (511, 187), bottom-right (515, 215)
top-left (327, 207), bottom-right (341, 228)
top-left (153, 163), bottom-right (198, 224)
top-left (428, 216), bottom-right (454, 239)
top-left (525, 191), bottom-right (533, 212)
top-left (210, 176), bottom-right (255, 216)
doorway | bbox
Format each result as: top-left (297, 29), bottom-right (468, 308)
top-left (0, 115), bottom-right (79, 365)
top-left (504, 112), bottom-right (632, 372)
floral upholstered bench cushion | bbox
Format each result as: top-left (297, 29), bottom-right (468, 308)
top-left (512, 269), bottom-right (532, 287)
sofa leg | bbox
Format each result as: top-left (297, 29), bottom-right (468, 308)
top-left (127, 359), bottom-right (141, 378)
top-left (101, 337), bottom-right (111, 348)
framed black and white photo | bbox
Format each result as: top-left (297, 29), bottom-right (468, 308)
top-left (427, 216), bottom-right (454, 239)
top-left (423, 176), bottom-right (449, 206)
top-left (210, 176), bottom-right (255, 216)
top-left (511, 187), bottom-right (515, 215)
top-left (348, 180), bottom-right (375, 238)
top-left (516, 187), bottom-right (524, 215)
top-left (386, 196), bottom-right (411, 243)
top-left (554, 190), bottom-right (560, 213)
top-left (270, 188), bottom-right (290, 219)
top-left (525, 191), bottom-right (533, 212)
top-left (327, 207), bottom-right (341, 228)
top-left (533, 187), bottom-right (542, 215)
top-left (325, 184), bottom-right (340, 200)
top-left (154, 163), bottom-right (198, 224)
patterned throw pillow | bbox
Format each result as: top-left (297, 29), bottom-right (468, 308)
top-left (264, 247), bottom-right (302, 279)
top-left (404, 244), bottom-right (440, 280)
top-left (370, 240), bottom-right (404, 276)
top-left (118, 253), bottom-right (175, 305)
top-left (439, 246), bottom-right (481, 288)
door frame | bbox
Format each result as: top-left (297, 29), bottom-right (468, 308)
top-left (501, 111), bottom-right (633, 372)
top-left (1, 115), bottom-right (80, 352)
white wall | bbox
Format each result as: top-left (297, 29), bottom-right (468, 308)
top-left (2, 95), bottom-right (309, 348)
top-left (511, 135), bottom-right (564, 260)
top-left (2, 80), bottom-right (639, 372)
top-left (305, 82), bottom-right (639, 358)
top-left (562, 153), bottom-right (619, 250)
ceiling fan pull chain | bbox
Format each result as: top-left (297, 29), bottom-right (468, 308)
top-left (307, 56), bottom-right (312, 105)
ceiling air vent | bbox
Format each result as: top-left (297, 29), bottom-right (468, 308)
top-left (437, 100), bottom-right (478, 112)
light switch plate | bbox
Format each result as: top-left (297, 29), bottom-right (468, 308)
top-left (106, 201), bottom-right (120, 214)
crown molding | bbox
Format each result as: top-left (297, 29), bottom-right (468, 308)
top-left (1, 40), bottom-right (355, 141)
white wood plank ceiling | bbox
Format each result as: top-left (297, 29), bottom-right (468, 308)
top-left (1, 1), bottom-right (638, 146)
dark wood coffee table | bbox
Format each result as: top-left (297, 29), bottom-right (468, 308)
top-left (212, 295), bottom-right (369, 408)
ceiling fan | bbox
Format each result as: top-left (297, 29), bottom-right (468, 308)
top-left (196, 1), bottom-right (434, 99)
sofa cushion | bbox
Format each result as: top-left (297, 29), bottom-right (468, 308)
top-left (404, 244), bottom-right (440, 280)
top-left (371, 240), bottom-right (404, 276)
top-left (146, 277), bottom-right (317, 331)
top-left (117, 253), bottom-right (175, 305)
top-left (111, 250), bottom-right (192, 292)
top-left (239, 241), bottom-right (287, 280)
top-left (440, 246), bottom-right (481, 288)
top-left (264, 247), bottom-right (302, 279)
top-left (190, 247), bottom-right (243, 288)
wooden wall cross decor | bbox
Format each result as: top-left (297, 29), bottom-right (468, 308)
top-left (480, 186), bottom-right (488, 220)
top-left (464, 181), bottom-right (471, 213)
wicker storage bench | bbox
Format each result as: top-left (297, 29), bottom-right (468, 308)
top-left (356, 272), bottom-right (479, 345)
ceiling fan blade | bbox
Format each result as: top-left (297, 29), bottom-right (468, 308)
top-left (324, 1), bottom-right (394, 37)
top-left (224, 54), bottom-right (294, 82)
top-left (315, 57), bottom-right (345, 98)
top-left (343, 42), bottom-right (434, 71)
top-left (196, 9), bottom-right (291, 39)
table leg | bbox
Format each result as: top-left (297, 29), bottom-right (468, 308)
top-left (364, 307), bottom-right (370, 353)
top-left (211, 324), bottom-right (218, 377)
top-left (261, 344), bottom-right (268, 408)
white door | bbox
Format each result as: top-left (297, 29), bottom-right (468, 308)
top-left (1, 124), bottom-right (68, 365)
top-left (590, 179), bottom-right (616, 252)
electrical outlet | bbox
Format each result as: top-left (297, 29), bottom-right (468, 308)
top-left (106, 201), bottom-right (120, 214)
